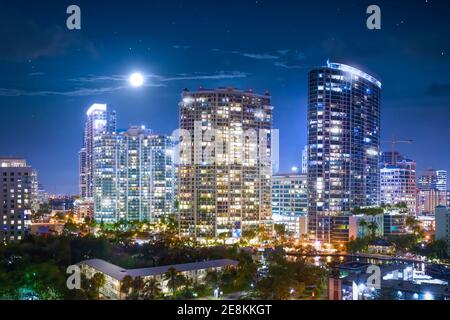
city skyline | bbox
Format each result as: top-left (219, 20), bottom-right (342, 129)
top-left (2, 0), bottom-right (450, 304)
top-left (1, 0), bottom-right (450, 195)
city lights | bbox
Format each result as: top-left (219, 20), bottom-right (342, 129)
top-left (1, 0), bottom-right (450, 307)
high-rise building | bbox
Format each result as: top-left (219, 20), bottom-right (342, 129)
top-left (417, 169), bottom-right (448, 214)
top-left (307, 62), bottom-right (381, 243)
top-left (418, 168), bottom-right (447, 192)
top-left (80, 104), bottom-right (116, 199)
top-left (418, 189), bottom-right (447, 215)
top-left (93, 126), bottom-right (175, 223)
top-left (178, 87), bottom-right (273, 240)
top-left (380, 156), bottom-right (417, 214)
top-left (272, 173), bottom-right (308, 238)
top-left (301, 145), bottom-right (308, 174)
top-left (1, 158), bottom-right (37, 242)
top-left (149, 135), bottom-right (175, 220)
top-left (436, 170), bottom-right (447, 192)
top-left (447, 190), bottom-right (450, 207)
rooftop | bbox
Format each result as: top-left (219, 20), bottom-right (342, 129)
top-left (78, 258), bottom-right (239, 281)
top-left (326, 61), bottom-right (382, 89)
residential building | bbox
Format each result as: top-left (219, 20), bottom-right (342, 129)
top-left (418, 189), bottom-right (447, 215)
top-left (80, 104), bottom-right (117, 199)
top-left (78, 258), bottom-right (238, 299)
top-left (418, 169), bottom-right (447, 192)
top-left (307, 62), bottom-right (381, 243)
top-left (93, 126), bottom-right (175, 223)
top-left (1, 158), bottom-right (36, 242)
top-left (74, 198), bottom-right (94, 222)
top-left (380, 157), bottom-right (417, 214)
top-left (272, 173), bottom-right (308, 238)
top-left (149, 135), bottom-right (175, 220)
top-left (178, 87), bottom-right (273, 240)
top-left (436, 170), bottom-right (447, 192)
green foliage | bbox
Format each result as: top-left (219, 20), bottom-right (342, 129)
top-left (352, 207), bottom-right (384, 216)
top-left (253, 254), bottom-right (326, 300)
top-left (346, 237), bottom-right (370, 254)
top-left (416, 240), bottom-right (449, 260)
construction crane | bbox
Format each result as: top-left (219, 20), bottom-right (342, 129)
top-left (381, 137), bottom-right (413, 165)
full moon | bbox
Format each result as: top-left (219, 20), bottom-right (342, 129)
top-left (129, 73), bottom-right (144, 87)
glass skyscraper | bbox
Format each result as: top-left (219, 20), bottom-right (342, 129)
top-left (80, 104), bottom-right (116, 199)
top-left (93, 126), bottom-right (175, 223)
top-left (307, 62), bottom-right (381, 243)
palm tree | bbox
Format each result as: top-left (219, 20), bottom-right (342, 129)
top-left (90, 273), bottom-right (106, 299)
top-left (142, 278), bottom-right (162, 300)
top-left (120, 275), bottom-right (133, 299)
top-left (164, 267), bottom-right (179, 297)
top-left (367, 221), bottom-right (378, 240)
top-left (359, 220), bottom-right (368, 238)
top-left (205, 270), bottom-right (220, 288)
top-left (130, 277), bottom-right (145, 300)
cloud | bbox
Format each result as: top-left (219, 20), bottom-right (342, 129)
top-left (0, 71), bottom-right (248, 97)
top-left (212, 48), bottom-right (309, 69)
top-left (211, 48), bottom-right (280, 60)
top-left (160, 71), bottom-right (248, 81)
top-left (425, 83), bottom-right (450, 96)
top-left (0, 86), bottom-right (129, 97)
top-left (274, 62), bottom-right (308, 70)
top-left (28, 72), bottom-right (45, 77)
top-left (241, 53), bottom-right (279, 60)
top-left (172, 45), bottom-right (192, 49)
top-left (277, 50), bottom-right (290, 56)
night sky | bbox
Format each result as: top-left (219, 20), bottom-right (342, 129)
top-left (0, 0), bottom-right (449, 194)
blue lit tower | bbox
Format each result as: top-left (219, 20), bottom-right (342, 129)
top-left (307, 62), bottom-right (381, 243)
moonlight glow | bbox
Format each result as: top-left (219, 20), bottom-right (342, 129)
top-left (129, 73), bottom-right (144, 87)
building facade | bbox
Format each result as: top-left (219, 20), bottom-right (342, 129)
top-left (93, 126), bottom-right (175, 223)
top-left (272, 173), bottom-right (308, 238)
top-left (80, 104), bottom-right (117, 199)
top-left (149, 135), bottom-right (175, 220)
top-left (307, 62), bottom-right (381, 242)
top-left (178, 87), bottom-right (273, 240)
top-left (1, 158), bottom-right (37, 242)
top-left (301, 145), bottom-right (308, 174)
top-left (78, 258), bottom-right (238, 300)
top-left (418, 169), bottom-right (447, 192)
top-left (418, 189), bottom-right (447, 215)
top-left (435, 206), bottom-right (450, 255)
top-left (380, 157), bottom-right (417, 214)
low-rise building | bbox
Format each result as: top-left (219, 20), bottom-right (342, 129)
top-left (74, 198), bottom-right (94, 222)
top-left (272, 214), bottom-right (307, 239)
top-left (30, 223), bottom-right (64, 236)
top-left (78, 258), bottom-right (238, 299)
top-left (383, 211), bottom-right (407, 237)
